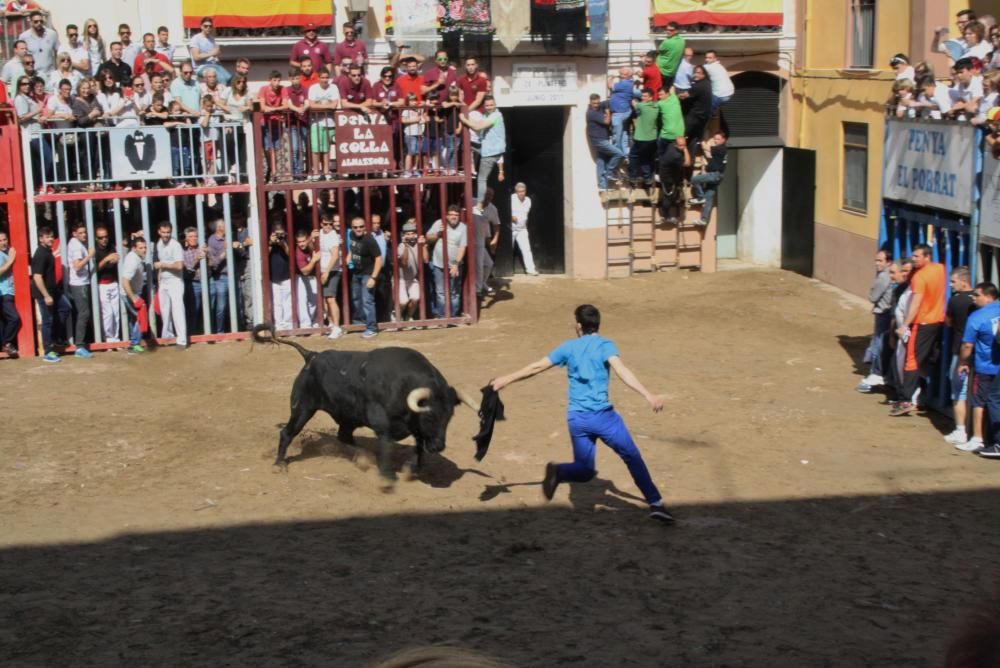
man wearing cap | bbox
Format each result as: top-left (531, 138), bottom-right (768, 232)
top-left (290, 23), bottom-right (332, 74)
top-left (334, 22), bottom-right (367, 76)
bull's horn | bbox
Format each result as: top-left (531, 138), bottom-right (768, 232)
top-left (407, 387), bottom-right (432, 413)
top-left (454, 387), bottom-right (480, 413)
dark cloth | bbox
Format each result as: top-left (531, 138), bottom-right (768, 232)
top-left (0, 294), bottom-right (20, 346)
top-left (902, 323), bottom-right (943, 400)
top-left (350, 233), bottom-right (380, 277)
top-left (947, 290), bottom-right (976, 355)
top-left (684, 78), bottom-right (712, 126)
top-left (269, 244), bottom-right (290, 283)
top-left (30, 245), bottom-right (58, 300)
top-left (705, 143), bottom-right (728, 174)
top-left (100, 59), bottom-right (133, 88)
top-left (472, 385), bottom-right (506, 461)
top-left (585, 107), bottom-right (610, 144)
top-left (68, 284), bottom-right (91, 347)
top-left (986, 373), bottom-right (1000, 446)
top-left (971, 372), bottom-right (995, 409)
top-left (96, 245), bottom-right (119, 282)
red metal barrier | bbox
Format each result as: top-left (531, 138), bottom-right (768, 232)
top-left (0, 105), bottom-right (32, 358)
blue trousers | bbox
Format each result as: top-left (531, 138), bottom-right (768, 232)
top-left (557, 408), bottom-right (662, 505)
top-left (34, 294), bottom-right (72, 353)
top-left (865, 311), bottom-right (892, 377)
top-left (432, 265), bottom-right (461, 318)
top-left (350, 272), bottom-right (376, 331)
top-left (119, 293), bottom-right (143, 345)
top-left (986, 373), bottom-right (1000, 446)
top-left (209, 276), bottom-right (229, 333)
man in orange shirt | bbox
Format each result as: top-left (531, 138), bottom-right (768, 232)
top-left (891, 243), bottom-right (946, 416)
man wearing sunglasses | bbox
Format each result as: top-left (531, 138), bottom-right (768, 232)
top-left (423, 50), bottom-right (457, 96)
top-left (117, 24), bottom-right (142, 72)
top-left (333, 22), bottom-right (367, 77)
top-left (290, 22), bottom-right (332, 74)
top-left (58, 24), bottom-right (90, 75)
top-left (189, 17), bottom-right (231, 85)
top-left (18, 10), bottom-right (59, 75)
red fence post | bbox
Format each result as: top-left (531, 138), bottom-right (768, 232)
top-left (0, 107), bottom-right (35, 357)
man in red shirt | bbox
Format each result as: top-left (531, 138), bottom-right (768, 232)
top-left (134, 31), bottom-right (173, 77)
top-left (333, 22), bottom-right (367, 76)
top-left (298, 57), bottom-right (320, 90)
top-left (338, 64), bottom-right (373, 111)
top-left (258, 70), bottom-right (287, 179)
top-left (394, 56), bottom-right (427, 103)
top-left (285, 68), bottom-right (309, 177)
top-left (423, 49), bottom-right (458, 96)
top-left (641, 50), bottom-right (662, 97)
top-left (456, 56), bottom-right (490, 111)
top-left (289, 23), bottom-right (332, 74)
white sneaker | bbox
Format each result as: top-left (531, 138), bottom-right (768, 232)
top-left (328, 326), bottom-right (344, 340)
top-left (944, 429), bottom-right (968, 445)
top-left (862, 374), bottom-right (884, 386)
top-left (955, 436), bottom-right (984, 452)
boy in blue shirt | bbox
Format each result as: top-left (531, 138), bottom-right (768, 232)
top-left (958, 282), bottom-right (1000, 457)
top-left (491, 304), bottom-right (673, 523)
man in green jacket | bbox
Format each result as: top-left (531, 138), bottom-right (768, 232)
top-left (656, 22), bottom-right (685, 89)
top-left (656, 87), bottom-right (688, 212)
top-left (628, 88), bottom-right (659, 187)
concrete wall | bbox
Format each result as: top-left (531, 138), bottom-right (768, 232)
top-left (44, 1), bottom-right (182, 48)
top-left (736, 148), bottom-right (783, 266)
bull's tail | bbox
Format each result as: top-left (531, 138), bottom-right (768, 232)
top-left (252, 323), bottom-right (316, 364)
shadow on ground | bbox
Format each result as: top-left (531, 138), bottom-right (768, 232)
top-left (3, 488), bottom-right (1000, 667)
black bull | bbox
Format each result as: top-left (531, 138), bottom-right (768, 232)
top-left (253, 325), bottom-right (480, 482)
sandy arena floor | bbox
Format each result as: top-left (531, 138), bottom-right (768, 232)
top-left (2, 268), bottom-right (999, 667)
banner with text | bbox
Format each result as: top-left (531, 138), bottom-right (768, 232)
top-left (883, 120), bottom-right (976, 216)
top-left (334, 112), bottom-right (395, 174)
top-left (110, 127), bottom-right (173, 182)
top-left (981, 150), bottom-right (1000, 241)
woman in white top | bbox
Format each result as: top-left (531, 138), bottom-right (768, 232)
top-left (222, 74), bottom-right (251, 180)
top-left (47, 54), bottom-right (81, 94)
top-left (961, 22), bottom-right (992, 61)
top-left (13, 75), bottom-right (53, 191)
top-left (83, 19), bottom-right (106, 77)
top-left (95, 73), bottom-right (125, 124)
top-left (222, 73), bottom-right (250, 122)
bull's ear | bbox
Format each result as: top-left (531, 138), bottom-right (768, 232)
top-left (449, 386), bottom-right (460, 407)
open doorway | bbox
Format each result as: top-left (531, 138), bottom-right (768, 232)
top-left (493, 105), bottom-right (567, 275)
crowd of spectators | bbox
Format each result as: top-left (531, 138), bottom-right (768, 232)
top-left (856, 246), bottom-right (1000, 460)
top-left (588, 22), bottom-right (732, 226)
top-left (890, 9), bottom-right (1000, 128)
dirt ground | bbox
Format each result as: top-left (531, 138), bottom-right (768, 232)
top-left (2, 268), bottom-right (1000, 667)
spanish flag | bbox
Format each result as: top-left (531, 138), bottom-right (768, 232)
top-left (652, 0), bottom-right (783, 27)
top-left (182, 0), bottom-right (333, 30)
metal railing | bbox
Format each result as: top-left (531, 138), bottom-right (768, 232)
top-left (23, 118), bottom-right (249, 194)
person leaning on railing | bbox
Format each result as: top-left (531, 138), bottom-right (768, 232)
top-left (13, 73), bottom-right (52, 192)
top-left (69, 76), bottom-right (102, 187)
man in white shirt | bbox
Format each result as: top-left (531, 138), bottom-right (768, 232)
top-left (426, 205), bottom-right (467, 318)
top-left (189, 17), bottom-right (230, 85)
top-left (20, 11), bottom-right (59, 75)
top-left (58, 24), bottom-right (90, 75)
top-left (66, 223), bottom-right (95, 358)
top-left (2, 40), bottom-right (27, 97)
top-left (949, 58), bottom-right (983, 119)
top-left (153, 222), bottom-right (188, 348)
top-left (704, 50), bottom-right (735, 115)
top-left (307, 68), bottom-right (340, 179)
top-left (912, 75), bottom-right (953, 119)
top-left (155, 26), bottom-right (175, 62)
top-left (318, 211), bottom-right (343, 339)
top-left (510, 182), bottom-right (537, 276)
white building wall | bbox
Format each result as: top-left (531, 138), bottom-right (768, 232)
top-left (43, 0), bottom-right (182, 50)
top-left (736, 148), bottom-right (783, 266)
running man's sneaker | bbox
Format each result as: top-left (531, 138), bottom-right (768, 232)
top-left (74, 348), bottom-right (94, 359)
top-left (862, 374), bottom-right (885, 386)
top-left (648, 503), bottom-right (675, 524)
top-left (977, 444), bottom-right (1000, 458)
top-left (328, 326), bottom-right (344, 340)
top-left (127, 344), bottom-right (146, 354)
top-left (956, 437), bottom-right (984, 452)
top-left (361, 329), bottom-right (378, 339)
top-left (687, 197), bottom-right (705, 206)
top-left (944, 428), bottom-right (969, 445)
top-left (42, 351), bottom-right (61, 363)
top-left (889, 401), bottom-right (915, 417)
top-left (855, 382), bottom-right (874, 393)
top-left (541, 462), bottom-right (560, 501)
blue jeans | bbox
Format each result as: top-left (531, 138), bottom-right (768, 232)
top-left (432, 265), bottom-right (461, 318)
top-left (444, 133), bottom-right (461, 170)
top-left (591, 139), bottom-right (626, 189)
top-left (185, 280), bottom-right (203, 334)
top-left (34, 294), bottom-right (72, 353)
top-left (289, 125), bottom-right (307, 176)
top-left (171, 144), bottom-right (192, 179)
top-left (691, 171), bottom-right (724, 223)
top-left (711, 94), bottom-right (732, 114)
top-left (986, 373), bottom-right (1000, 446)
top-left (350, 272), bottom-right (376, 331)
top-left (610, 111), bottom-right (632, 155)
top-left (119, 293), bottom-right (143, 345)
top-left (557, 408), bottom-right (662, 505)
top-left (865, 311), bottom-right (892, 378)
top-left (209, 275), bottom-right (229, 333)
top-left (477, 153), bottom-right (502, 199)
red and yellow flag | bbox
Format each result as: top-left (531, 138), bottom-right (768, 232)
top-left (182, 0), bottom-right (333, 30)
top-left (652, 0), bottom-right (782, 27)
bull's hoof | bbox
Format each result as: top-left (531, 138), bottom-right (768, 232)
top-left (379, 475), bottom-right (397, 493)
top-left (272, 461), bottom-right (288, 474)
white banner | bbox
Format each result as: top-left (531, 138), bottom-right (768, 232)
top-left (883, 119), bottom-right (976, 216)
top-left (502, 63), bottom-right (578, 106)
top-left (109, 127), bottom-right (172, 181)
top-left (981, 150), bottom-right (1000, 242)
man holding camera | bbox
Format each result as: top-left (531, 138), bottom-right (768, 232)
top-left (268, 219), bottom-right (293, 331)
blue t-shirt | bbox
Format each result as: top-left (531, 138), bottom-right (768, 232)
top-left (0, 249), bottom-right (12, 296)
top-left (548, 335), bottom-right (619, 413)
top-left (962, 302), bottom-right (1000, 375)
top-left (609, 80), bottom-right (640, 113)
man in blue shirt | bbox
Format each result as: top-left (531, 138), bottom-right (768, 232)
top-left (959, 282), bottom-right (1000, 458)
top-left (0, 230), bottom-right (20, 357)
top-left (607, 67), bottom-right (640, 155)
top-left (491, 304), bottom-right (673, 523)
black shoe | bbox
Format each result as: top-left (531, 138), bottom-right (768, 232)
top-left (541, 462), bottom-right (559, 501)
top-left (648, 504), bottom-right (675, 524)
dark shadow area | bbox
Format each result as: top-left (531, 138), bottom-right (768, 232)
top-left (3, 489), bottom-right (1000, 666)
top-left (837, 334), bottom-right (870, 376)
